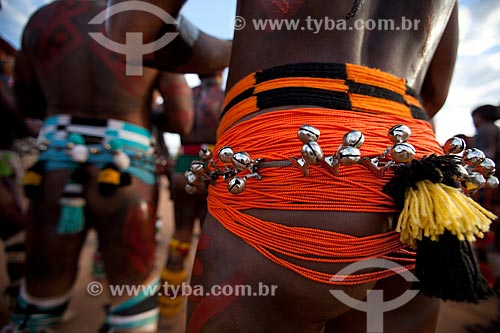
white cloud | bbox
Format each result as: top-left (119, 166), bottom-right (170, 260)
top-left (434, 0), bottom-right (500, 144)
top-left (458, 3), bottom-right (500, 56)
top-left (0, 0), bottom-right (52, 47)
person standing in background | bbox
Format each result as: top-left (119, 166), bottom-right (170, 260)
top-left (470, 104), bottom-right (500, 333)
top-left (3, 0), bottom-right (229, 331)
top-left (160, 70), bottom-right (224, 318)
top-left (0, 36), bottom-right (29, 313)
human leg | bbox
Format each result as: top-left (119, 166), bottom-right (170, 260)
top-left (3, 170), bottom-right (88, 332)
top-left (0, 178), bottom-right (26, 307)
top-left (160, 165), bottom-right (207, 318)
top-left (88, 172), bottom-right (159, 333)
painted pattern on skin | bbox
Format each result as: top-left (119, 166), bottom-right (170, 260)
top-left (187, 272), bottom-right (247, 333)
top-left (256, 0), bottom-right (305, 18)
top-left (27, 1), bottom-right (148, 94)
top-left (125, 203), bottom-right (156, 276)
top-left (89, 29), bottom-right (149, 96)
top-left (192, 85), bottom-right (223, 136)
top-left (27, 1), bottom-right (90, 78)
top-left (191, 234), bottom-right (210, 278)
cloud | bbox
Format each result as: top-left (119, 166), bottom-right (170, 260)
top-left (0, 0), bottom-right (51, 47)
top-left (434, 0), bottom-right (500, 144)
top-left (458, 3), bottom-right (500, 56)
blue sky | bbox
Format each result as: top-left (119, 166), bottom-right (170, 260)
top-left (1, 0), bottom-right (499, 144)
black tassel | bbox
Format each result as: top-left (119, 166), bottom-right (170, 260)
top-left (383, 154), bottom-right (496, 302)
top-left (98, 163), bottom-right (121, 197)
top-left (23, 161), bottom-right (45, 199)
top-left (97, 163), bottom-right (131, 197)
top-left (415, 231), bottom-right (495, 303)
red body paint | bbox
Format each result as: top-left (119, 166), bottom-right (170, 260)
top-left (187, 273), bottom-right (247, 333)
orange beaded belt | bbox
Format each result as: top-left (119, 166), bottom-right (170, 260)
top-left (191, 63), bottom-right (447, 285)
top-left (184, 64), bottom-right (497, 302)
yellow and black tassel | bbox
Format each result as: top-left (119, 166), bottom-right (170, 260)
top-left (97, 163), bottom-right (131, 197)
top-left (383, 154), bottom-right (497, 302)
top-left (97, 139), bottom-right (132, 197)
top-left (23, 161), bottom-right (45, 199)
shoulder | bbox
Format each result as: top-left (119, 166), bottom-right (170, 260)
top-left (25, 1), bottom-right (61, 29)
top-left (22, 2), bottom-right (61, 48)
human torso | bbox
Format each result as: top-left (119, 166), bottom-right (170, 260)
top-left (24, 0), bottom-right (159, 127)
top-left (227, 0), bottom-right (456, 93)
top-left (0, 74), bottom-right (22, 149)
top-left (218, 0), bottom-right (455, 232)
top-left (182, 82), bottom-right (224, 144)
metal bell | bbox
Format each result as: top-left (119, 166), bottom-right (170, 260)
top-left (476, 158), bottom-right (496, 177)
top-left (462, 148), bottom-right (486, 166)
top-left (218, 146), bottom-right (234, 164)
top-left (463, 171), bottom-right (486, 191)
top-left (227, 176), bottom-right (246, 194)
top-left (199, 147), bottom-right (213, 161)
top-left (453, 164), bottom-right (469, 182)
top-left (301, 141), bottom-right (324, 164)
top-left (388, 124), bottom-right (411, 144)
top-left (38, 143), bottom-right (48, 151)
top-left (443, 137), bottom-right (466, 155)
top-left (342, 130), bottom-right (364, 148)
top-left (486, 176), bottom-right (499, 189)
top-left (298, 125), bottom-right (320, 143)
top-left (184, 170), bottom-right (199, 186)
top-left (391, 142), bottom-right (416, 163)
top-left (190, 160), bottom-right (206, 175)
top-left (338, 147), bottom-right (361, 166)
top-left (232, 152), bottom-right (252, 171)
top-left (185, 184), bottom-right (197, 195)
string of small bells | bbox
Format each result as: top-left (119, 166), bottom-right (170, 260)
top-left (184, 124), bottom-right (499, 195)
top-left (34, 137), bottom-right (154, 167)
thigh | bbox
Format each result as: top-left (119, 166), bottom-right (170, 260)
top-left (25, 170), bottom-right (88, 297)
top-left (86, 172), bottom-right (158, 286)
top-left (171, 172), bottom-right (199, 229)
top-left (187, 214), bottom-right (377, 333)
top-left (0, 176), bottom-right (24, 240)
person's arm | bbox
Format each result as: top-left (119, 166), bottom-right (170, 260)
top-left (14, 32), bottom-right (46, 120)
top-left (154, 72), bottom-right (194, 135)
top-left (106, 0), bottom-right (232, 74)
top-left (421, 3), bottom-right (459, 117)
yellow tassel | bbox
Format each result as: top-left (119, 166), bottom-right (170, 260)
top-left (23, 171), bottom-right (42, 186)
top-left (97, 168), bottom-right (120, 185)
top-left (397, 180), bottom-right (496, 247)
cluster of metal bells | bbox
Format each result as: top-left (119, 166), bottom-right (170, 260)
top-left (184, 144), bottom-right (262, 195)
top-left (443, 137), bottom-right (499, 193)
top-left (184, 125), bottom-right (499, 195)
top-left (291, 124), bottom-right (415, 178)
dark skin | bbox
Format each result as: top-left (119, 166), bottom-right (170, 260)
top-left (155, 72), bottom-right (194, 135)
top-left (0, 43), bottom-right (27, 247)
top-left (107, 0), bottom-right (458, 332)
top-left (14, 0), bottom-right (201, 322)
top-left (168, 73), bottom-right (224, 271)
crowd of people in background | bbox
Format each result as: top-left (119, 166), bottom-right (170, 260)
top-left (0, 0), bottom-right (229, 331)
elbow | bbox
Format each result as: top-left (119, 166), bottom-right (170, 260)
top-left (421, 85), bottom-right (450, 118)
